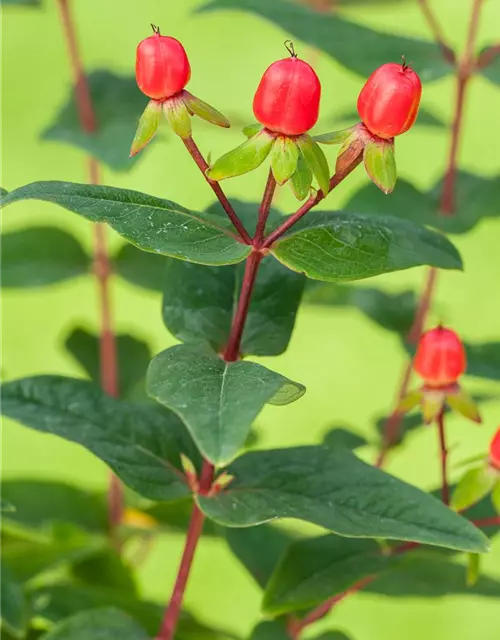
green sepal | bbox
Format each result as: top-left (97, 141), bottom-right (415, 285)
top-left (467, 553), bottom-right (481, 586)
top-left (243, 123), bottom-right (262, 138)
top-left (450, 465), bottom-right (497, 512)
top-left (181, 90), bottom-right (230, 128)
top-left (296, 134), bottom-right (330, 196)
top-left (313, 127), bottom-right (354, 145)
top-left (491, 480), bottom-right (500, 514)
top-left (363, 138), bottom-right (397, 194)
top-left (397, 389), bottom-right (423, 414)
top-left (446, 387), bottom-right (482, 423)
top-left (163, 96), bottom-right (192, 139)
top-left (129, 99), bottom-right (162, 157)
top-left (270, 136), bottom-right (299, 185)
top-left (206, 129), bottom-right (274, 181)
top-left (422, 389), bottom-right (445, 424)
top-left (289, 153), bottom-right (313, 201)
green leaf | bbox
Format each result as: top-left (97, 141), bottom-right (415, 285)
top-left (271, 136), bottom-right (299, 185)
top-left (1, 480), bottom-right (107, 540)
top-left (270, 210), bottom-right (462, 282)
top-left (113, 243), bottom-right (167, 291)
top-left (64, 328), bottom-right (151, 399)
top-left (1, 376), bottom-right (197, 501)
top-left (41, 72), bottom-right (152, 172)
top-left (71, 550), bottom-right (137, 594)
top-left (224, 524), bottom-right (296, 589)
top-left (1, 227), bottom-right (90, 288)
top-left (304, 283), bottom-right (417, 335)
top-left (147, 344), bottom-right (305, 465)
top-left (1, 498), bottom-right (16, 513)
top-left (1, 565), bottom-right (28, 639)
top-left (289, 152), bottom-right (313, 201)
top-left (1, 182), bottom-right (251, 266)
top-left (143, 498), bottom-right (217, 537)
top-left (198, 0), bottom-right (451, 82)
top-left (1, 0), bottom-right (40, 6)
top-left (263, 534), bottom-right (393, 614)
top-left (363, 140), bottom-right (396, 194)
top-left (465, 342), bottom-right (500, 381)
top-left (162, 254), bottom-right (305, 356)
top-left (451, 467), bottom-right (497, 512)
top-left (129, 99), bottom-right (162, 157)
top-left (492, 482), bottom-right (500, 515)
top-left (322, 427), bottom-right (368, 450)
top-left (312, 633), bottom-right (353, 640)
top-left (344, 171), bottom-right (500, 235)
top-left (249, 621), bottom-right (289, 640)
top-left (163, 96), bottom-right (192, 139)
top-left (296, 135), bottom-right (330, 196)
top-left (37, 608), bottom-right (148, 640)
top-left (206, 129), bottom-right (274, 181)
top-left (242, 123), bottom-right (262, 138)
top-left (182, 90), bottom-right (230, 128)
top-left (479, 45), bottom-right (500, 87)
top-left (197, 446), bottom-right (488, 552)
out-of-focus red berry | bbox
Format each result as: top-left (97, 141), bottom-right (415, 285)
top-left (490, 428), bottom-right (500, 469)
top-left (253, 42), bottom-right (321, 136)
top-left (136, 26), bottom-right (191, 100)
top-left (357, 61), bottom-right (422, 139)
top-left (414, 326), bottom-right (466, 387)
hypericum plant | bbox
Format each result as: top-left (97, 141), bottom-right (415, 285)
top-left (2, 1), bottom-right (500, 640)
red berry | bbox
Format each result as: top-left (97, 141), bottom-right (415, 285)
top-left (490, 428), bottom-right (500, 469)
top-left (414, 326), bottom-right (466, 387)
top-left (357, 61), bottom-right (422, 139)
top-left (253, 44), bottom-right (321, 136)
top-left (136, 27), bottom-right (191, 100)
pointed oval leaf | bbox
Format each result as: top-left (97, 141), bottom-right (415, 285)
top-left (270, 210), bottom-right (463, 282)
top-left (129, 99), bottom-right (162, 157)
top-left (113, 243), bottom-right (167, 291)
top-left (249, 621), bottom-right (289, 640)
top-left (1, 227), bottom-right (90, 288)
top-left (289, 152), bottom-right (313, 201)
top-left (363, 140), bottom-right (397, 194)
top-left (146, 344), bottom-right (305, 465)
top-left (197, 446), bottom-right (489, 553)
top-left (271, 136), bottom-right (299, 185)
top-left (38, 608), bottom-right (148, 640)
top-left (182, 90), bottom-right (230, 128)
top-left (1, 565), bottom-right (28, 639)
top-left (451, 466), bottom-right (497, 512)
top-left (313, 127), bottom-right (354, 145)
top-left (206, 129), bottom-right (274, 181)
top-left (163, 97), bottom-right (192, 139)
top-left (1, 376), bottom-right (198, 501)
top-left (1, 182), bottom-right (251, 266)
top-left (296, 135), bottom-right (330, 196)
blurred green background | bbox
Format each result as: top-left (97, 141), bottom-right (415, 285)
top-left (2, 0), bottom-right (500, 638)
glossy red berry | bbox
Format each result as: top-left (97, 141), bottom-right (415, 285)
top-left (490, 428), bottom-right (500, 470)
top-left (414, 326), bottom-right (466, 387)
top-left (136, 26), bottom-right (191, 100)
top-left (253, 42), bottom-right (321, 136)
top-left (357, 61), bottom-right (422, 139)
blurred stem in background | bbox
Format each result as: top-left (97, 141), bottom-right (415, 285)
top-left (56, 0), bottom-right (123, 549)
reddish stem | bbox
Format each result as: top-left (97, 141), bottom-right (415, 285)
top-left (473, 516), bottom-right (500, 528)
top-left (262, 152), bottom-right (363, 249)
top-left (416, 0), bottom-right (456, 63)
top-left (254, 171), bottom-right (277, 246)
top-left (437, 410), bottom-right (449, 505)
top-left (182, 137), bottom-right (252, 244)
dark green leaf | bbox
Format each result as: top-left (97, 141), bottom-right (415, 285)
top-left (1, 187), bottom-right (8, 196)
top-left (249, 621), bottom-right (289, 640)
top-left (42, 72), bottom-right (153, 172)
top-left (144, 499), bottom-right (218, 537)
top-left (304, 283), bottom-right (417, 335)
top-left (312, 633), bottom-right (353, 640)
top-left (263, 535), bottom-right (392, 614)
top-left (1, 376), bottom-right (196, 501)
top-left (162, 255), bottom-right (305, 356)
top-left (1, 498), bottom-right (16, 513)
top-left (271, 210), bottom-right (462, 282)
top-left (1, 565), bottom-right (28, 639)
top-left (71, 550), bottom-right (138, 594)
top-left (113, 243), bottom-right (168, 291)
top-left (198, 0), bottom-right (451, 82)
top-left (147, 344), bottom-right (305, 465)
top-left (344, 172), bottom-right (500, 235)
top-left (479, 45), bottom-right (500, 87)
top-left (224, 524), bottom-right (296, 589)
top-left (1, 227), bottom-right (90, 288)
top-left (1, 480), bottom-right (107, 539)
top-left (465, 342), bottom-right (500, 381)
top-left (197, 446), bottom-right (488, 552)
top-left (37, 608), bottom-right (148, 640)
top-left (1, 0), bottom-right (40, 5)
top-left (1, 182), bottom-right (251, 266)
top-left (64, 328), bottom-right (151, 399)
top-left (322, 427), bottom-right (368, 450)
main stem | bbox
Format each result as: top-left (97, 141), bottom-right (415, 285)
top-left (437, 410), bottom-right (449, 505)
top-left (57, 0), bottom-right (121, 538)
